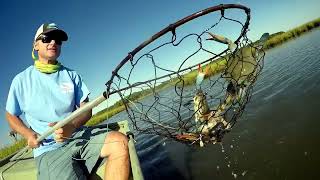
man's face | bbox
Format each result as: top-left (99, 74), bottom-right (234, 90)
top-left (34, 34), bottom-right (62, 61)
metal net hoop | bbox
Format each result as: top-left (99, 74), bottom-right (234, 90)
top-left (104, 4), bottom-right (265, 146)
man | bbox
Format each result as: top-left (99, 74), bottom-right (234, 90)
top-left (5, 23), bottom-right (129, 180)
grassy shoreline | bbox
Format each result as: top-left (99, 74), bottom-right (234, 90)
top-left (264, 17), bottom-right (320, 49)
top-left (1, 17), bottom-right (319, 160)
top-left (0, 139), bottom-right (26, 160)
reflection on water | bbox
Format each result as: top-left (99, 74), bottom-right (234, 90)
top-left (105, 29), bottom-right (320, 180)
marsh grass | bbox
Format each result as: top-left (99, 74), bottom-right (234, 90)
top-left (0, 139), bottom-right (26, 160)
top-left (85, 105), bottom-right (126, 126)
top-left (264, 17), bottom-right (320, 49)
top-left (176, 58), bottom-right (227, 86)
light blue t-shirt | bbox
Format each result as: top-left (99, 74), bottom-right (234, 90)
top-left (6, 65), bottom-right (90, 157)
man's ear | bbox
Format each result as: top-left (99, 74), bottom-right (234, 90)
top-left (33, 41), bottom-right (39, 51)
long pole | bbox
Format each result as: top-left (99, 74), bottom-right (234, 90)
top-left (10, 94), bottom-right (107, 161)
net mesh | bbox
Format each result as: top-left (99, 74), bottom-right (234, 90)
top-left (105, 4), bottom-right (265, 146)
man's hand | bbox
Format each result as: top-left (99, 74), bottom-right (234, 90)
top-left (5, 111), bottom-right (41, 148)
top-left (26, 132), bottom-right (40, 148)
top-left (48, 122), bottom-right (76, 142)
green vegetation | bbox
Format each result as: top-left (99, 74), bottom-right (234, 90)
top-left (85, 104), bottom-right (126, 126)
top-left (264, 17), bottom-right (320, 49)
top-left (176, 58), bottom-right (227, 86)
top-left (1, 17), bottom-right (319, 160)
top-left (0, 139), bottom-right (26, 160)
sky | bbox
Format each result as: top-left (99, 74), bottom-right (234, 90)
top-left (0, 0), bottom-right (319, 147)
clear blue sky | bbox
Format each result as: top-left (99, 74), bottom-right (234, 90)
top-left (0, 0), bottom-right (319, 146)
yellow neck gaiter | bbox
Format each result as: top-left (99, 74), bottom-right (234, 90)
top-left (32, 48), bottom-right (61, 74)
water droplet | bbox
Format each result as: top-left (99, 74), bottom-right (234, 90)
top-left (230, 145), bottom-right (233, 149)
top-left (200, 140), bottom-right (204, 147)
top-left (304, 151), bottom-right (308, 156)
top-left (231, 171), bottom-right (237, 178)
top-left (233, 173), bottom-right (237, 178)
top-left (220, 143), bottom-right (225, 153)
top-left (242, 170), bottom-right (247, 176)
top-left (227, 164), bottom-right (230, 167)
top-left (217, 166), bottom-right (220, 170)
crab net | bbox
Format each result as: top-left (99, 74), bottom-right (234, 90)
top-left (105, 4), bottom-right (265, 146)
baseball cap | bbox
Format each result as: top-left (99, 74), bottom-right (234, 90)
top-left (34, 23), bottom-right (68, 42)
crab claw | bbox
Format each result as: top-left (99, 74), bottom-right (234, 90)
top-left (206, 32), bottom-right (236, 52)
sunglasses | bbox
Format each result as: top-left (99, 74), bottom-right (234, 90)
top-left (37, 35), bottom-right (62, 45)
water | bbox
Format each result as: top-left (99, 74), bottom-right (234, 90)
top-left (105, 29), bottom-right (320, 180)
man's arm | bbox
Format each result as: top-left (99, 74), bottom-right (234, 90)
top-left (5, 112), bottom-right (39, 148)
top-left (6, 97), bottom-right (92, 145)
top-left (50, 97), bottom-right (92, 142)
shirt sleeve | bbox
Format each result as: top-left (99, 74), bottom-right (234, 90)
top-left (74, 74), bottom-right (90, 107)
top-left (6, 77), bottom-right (23, 116)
